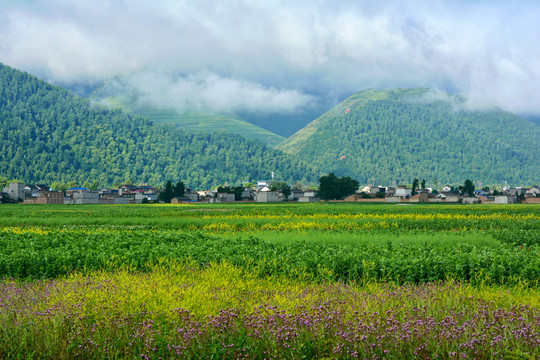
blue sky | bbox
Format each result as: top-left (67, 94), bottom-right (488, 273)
top-left (1, 0), bottom-right (539, 117)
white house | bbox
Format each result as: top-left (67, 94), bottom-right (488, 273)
top-left (441, 185), bottom-right (452, 193)
top-left (394, 186), bottom-right (412, 198)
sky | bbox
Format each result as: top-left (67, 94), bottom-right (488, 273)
top-left (1, 0), bottom-right (540, 129)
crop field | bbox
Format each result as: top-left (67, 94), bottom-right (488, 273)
top-left (0, 203), bottom-right (539, 359)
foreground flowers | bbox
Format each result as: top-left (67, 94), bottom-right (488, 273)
top-left (1, 262), bottom-right (538, 359)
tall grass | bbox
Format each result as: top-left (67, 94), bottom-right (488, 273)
top-left (1, 261), bottom-right (538, 359)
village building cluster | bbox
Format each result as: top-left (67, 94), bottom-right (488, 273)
top-left (344, 185), bottom-right (540, 204)
top-left (1, 181), bottom-right (539, 205)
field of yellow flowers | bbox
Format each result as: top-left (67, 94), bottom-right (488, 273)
top-left (0, 203), bottom-right (538, 359)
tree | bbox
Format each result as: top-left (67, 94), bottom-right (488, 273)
top-left (281, 185), bottom-right (292, 200)
top-left (66, 181), bottom-right (78, 189)
top-left (51, 181), bottom-right (67, 192)
top-left (460, 179), bottom-right (475, 197)
top-left (421, 179), bottom-right (426, 190)
top-left (173, 181), bottom-right (185, 197)
top-left (159, 180), bottom-right (174, 203)
top-left (411, 178), bottom-right (419, 196)
top-left (317, 172), bottom-right (359, 200)
top-left (0, 176), bottom-right (8, 190)
top-left (90, 181), bottom-right (99, 191)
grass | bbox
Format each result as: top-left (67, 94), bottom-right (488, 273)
top-left (1, 261), bottom-right (539, 359)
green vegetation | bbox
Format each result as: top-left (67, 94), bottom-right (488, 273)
top-left (0, 203), bottom-right (538, 285)
top-left (99, 95), bottom-right (285, 145)
top-left (0, 203), bottom-right (538, 358)
top-left (317, 172), bottom-right (359, 200)
top-left (278, 88), bottom-right (540, 185)
top-left (0, 63), bottom-right (315, 188)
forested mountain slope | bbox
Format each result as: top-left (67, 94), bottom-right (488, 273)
top-left (91, 78), bottom-right (285, 145)
top-left (96, 95), bottom-right (284, 146)
top-left (278, 89), bottom-right (539, 185)
top-left (0, 63), bottom-right (316, 188)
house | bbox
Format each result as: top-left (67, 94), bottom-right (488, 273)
top-left (370, 187), bottom-right (386, 195)
top-left (3, 182), bottom-right (25, 202)
top-left (462, 197), bottom-right (480, 204)
top-left (290, 189), bottom-right (304, 201)
top-left (495, 195), bottom-right (516, 204)
top-left (526, 186), bottom-right (540, 196)
top-left (23, 191), bottom-right (64, 204)
top-left (441, 185), bottom-right (452, 193)
top-left (409, 193), bottom-right (429, 202)
top-left (256, 191), bottom-right (281, 203)
top-left (184, 191), bottom-right (200, 202)
top-left (478, 195), bottom-right (495, 204)
top-left (256, 180), bottom-right (270, 190)
top-left (436, 193), bottom-right (462, 203)
top-left (298, 195), bottom-right (320, 202)
top-left (71, 189), bottom-right (99, 204)
top-left (474, 189), bottom-right (489, 197)
top-left (209, 193), bottom-right (235, 203)
top-left (24, 184), bottom-right (51, 198)
top-left (25, 185), bottom-right (38, 198)
top-left (99, 196), bottom-right (130, 205)
top-left (507, 188), bottom-right (526, 197)
top-left (395, 186), bottom-right (412, 198)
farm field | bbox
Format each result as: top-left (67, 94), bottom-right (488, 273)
top-left (0, 203), bottom-right (539, 359)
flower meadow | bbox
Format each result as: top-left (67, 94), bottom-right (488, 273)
top-left (0, 203), bottom-right (539, 359)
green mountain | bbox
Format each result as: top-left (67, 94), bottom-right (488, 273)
top-left (278, 88), bottom-right (539, 185)
top-left (94, 91), bottom-right (284, 146)
top-left (0, 63), bottom-right (316, 188)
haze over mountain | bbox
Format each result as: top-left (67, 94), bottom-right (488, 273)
top-left (0, 63), bottom-right (317, 188)
top-left (2, 1), bottom-right (540, 133)
top-left (90, 76), bottom-right (285, 145)
top-left (278, 89), bottom-right (540, 186)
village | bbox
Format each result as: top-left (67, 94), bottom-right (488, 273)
top-left (2, 180), bottom-right (539, 205)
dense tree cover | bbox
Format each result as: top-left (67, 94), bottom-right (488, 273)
top-left (0, 63), bottom-right (317, 189)
top-left (279, 89), bottom-right (540, 186)
top-left (459, 179), bottom-right (475, 197)
top-left (317, 172), bottom-right (359, 200)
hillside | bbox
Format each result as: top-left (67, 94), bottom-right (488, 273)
top-left (0, 63), bottom-right (316, 188)
top-left (278, 88), bottom-right (540, 185)
top-left (93, 86), bottom-right (284, 146)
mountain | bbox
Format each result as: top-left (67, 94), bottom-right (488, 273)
top-left (90, 76), bottom-right (285, 145)
top-left (97, 95), bottom-right (285, 146)
top-left (278, 88), bottom-right (539, 186)
top-left (0, 63), bottom-right (316, 188)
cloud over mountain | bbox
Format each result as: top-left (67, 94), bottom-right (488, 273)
top-left (1, 0), bottom-right (539, 115)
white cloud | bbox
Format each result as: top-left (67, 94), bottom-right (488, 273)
top-left (102, 70), bottom-right (314, 114)
top-left (1, 0), bottom-right (539, 115)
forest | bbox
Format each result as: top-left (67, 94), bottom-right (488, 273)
top-left (279, 89), bottom-right (540, 186)
top-left (0, 63), bottom-right (317, 188)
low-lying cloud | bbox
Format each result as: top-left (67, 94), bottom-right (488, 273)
top-left (100, 70), bottom-right (314, 114)
top-left (1, 0), bottom-right (539, 116)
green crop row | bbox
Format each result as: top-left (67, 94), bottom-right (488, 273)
top-left (0, 228), bottom-right (538, 286)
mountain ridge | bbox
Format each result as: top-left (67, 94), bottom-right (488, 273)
top-left (278, 88), bottom-right (539, 185)
top-left (0, 62), bottom-right (316, 188)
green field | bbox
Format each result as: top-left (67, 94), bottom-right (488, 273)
top-left (0, 203), bottom-right (539, 359)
